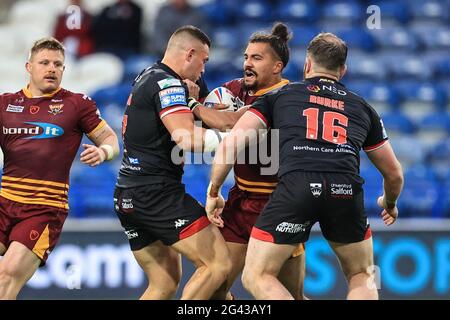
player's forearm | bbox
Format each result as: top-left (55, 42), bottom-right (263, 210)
top-left (193, 105), bottom-right (241, 132)
top-left (98, 134), bottom-right (120, 161)
top-left (382, 162), bottom-right (404, 205)
top-left (209, 141), bottom-right (234, 193)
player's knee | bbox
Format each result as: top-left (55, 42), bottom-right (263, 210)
top-left (153, 279), bottom-right (180, 298)
top-left (241, 266), bottom-right (257, 292)
top-left (210, 257), bottom-right (232, 284)
top-left (0, 263), bottom-right (18, 286)
top-left (345, 265), bottom-right (372, 283)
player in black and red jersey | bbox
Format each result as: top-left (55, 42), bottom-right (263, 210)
top-left (114, 26), bottom-right (231, 300)
top-left (206, 32), bottom-right (404, 299)
top-left (0, 37), bottom-right (119, 299)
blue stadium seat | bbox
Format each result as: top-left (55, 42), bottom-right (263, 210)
top-left (68, 184), bottom-right (85, 218)
top-left (289, 25), bottom-right (320, 48)
top-left (416, 113), bottom-right (450, 151)
top-left (91, 83), bottom-right (132, 108)
top-left (409, 1), bottom-right (449, 22)
top-left (345, 81), bottom-right (399, 115)
top-left (371, 27), bottom-right (420, 51)
top-left (360, 165), bottom-right (383, 217)
top-left (210, 27), bottom-right (242, 50)
top-left (336, 29), bottom-right (376, 52)
top-left (427, 140), bottom-right (450, 182)
top-left (394, 81), bottom-right (447, 120)
top-left (122, 54), bottom-right (156, 84)
top-left (389, 56), bottom-right (434, 80)
top-left (235, 0), bottom-right (273, 22)
top-left (390, 135), bottom-right (425, 169)
top-left (322, 1), bottom-right (364, 24)
top-left (399, 165), bottom-right (440, 217)
top-left (283, 59), bottom-right (300, 82)
top-left (435, 57), bottom-right (450, 79)
top-left (375, 1), bottom-right (410, 24)
top-left (380, 112), bottom-right (415, 135)
top-left (346, 54), bottom-right (387, 80)
top-left (417, 28), bottom-right (450, 51)
top-left (275, 0), bottom-right (319, 24)
top-left (200, 0), bottom-right (233, 25)
top-left (439, 180), bottom-right (450, 217)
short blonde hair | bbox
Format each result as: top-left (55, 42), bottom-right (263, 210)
top-left (29, 37), bottom-right (65, 60)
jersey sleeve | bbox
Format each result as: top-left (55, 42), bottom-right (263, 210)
top-left (153, 78), bottom-right (191, 119)
top-left (362, 105), bottom-right (389, 152)
top-left (248, 95), bottom-right (272, 128)
top-left (78, 94), bottom-right (105, 135)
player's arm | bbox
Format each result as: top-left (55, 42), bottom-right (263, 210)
top-left (162, 112), bottom-right (226, 152)
top-left (81, 123), bottom-right (120, 167)
top-left (206, 111), bottom-right (265, 226)
top-left (366, 142), bottom-right (404, 225)
top-left (192, 104), bottom-right (249, 132)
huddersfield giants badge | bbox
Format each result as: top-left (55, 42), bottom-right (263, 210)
top-left (48, 104), bottom-right (64, 115)
top-left (30, 106), bottom-right (40, 114)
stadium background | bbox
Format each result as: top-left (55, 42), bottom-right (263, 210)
top-left (0, 0), bottom-right (449, 299)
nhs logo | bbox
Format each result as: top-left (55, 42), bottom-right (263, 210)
top-left (3, 122), bottom-right (64, 139)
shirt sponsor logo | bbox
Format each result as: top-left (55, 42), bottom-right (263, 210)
top-left (159, 87), bottom-right (186, 109)
top-left (121, 198), bottom-right (133, 210)
top-left (157, 77), bottom-right (182, 89)
top-left (6, 104), bottom-right (24, 113)
top-left (330, 183), bottom-right (353, 198)
top-left (3, 122), bottom-right (64, 139)
top-left (128, 157), bottom-right (139, 165)
top-left (276, 221), bottom-right (310, 233)
top-left (322, 84), bottom-right (347, 96)
top-left (310, 183), bottom-right (322, 197)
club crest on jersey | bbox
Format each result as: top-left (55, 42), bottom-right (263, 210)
top-left (48, 104), bottom-right (64, 115)
top-left (307, 85), bottom-right (320, 93)
top-left (310, 183), bottom-right (322, 197)
top-left (30, 106), bottom-right (40, 114)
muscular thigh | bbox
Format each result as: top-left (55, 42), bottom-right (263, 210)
top-left (133, 240), bottom-right (181, 282)
top-left (329, 237), bottom-right (374, 280)
top-left (171, 224), bottom-right (229, 267)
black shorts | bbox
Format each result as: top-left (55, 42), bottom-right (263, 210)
top-left (114, 181), bottom-right (210, 250)
top-left (252, 171), bottom-right (371, 244)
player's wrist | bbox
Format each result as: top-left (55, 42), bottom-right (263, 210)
top-left (207, 181), bottom-right (221, 198)
top-left (385, 199), bottom-right (397, 209)
top-left (187, 97), bottom-right (201, 111)
top-left (383, 195), bottom-right (397, 209)
top-left (99, 144), bottom-right (114, 161)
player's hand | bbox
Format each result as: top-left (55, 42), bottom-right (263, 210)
top-left (183, 79), bottom-right (200, 100)
top-left (80, 144), bottom-right (105, 167)
top-left (377, 195), bottom-right (398, 226)
top-left (205, 194), bottom-right (225, 228)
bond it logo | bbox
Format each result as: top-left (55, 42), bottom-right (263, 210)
top-left (3, 122), bottom-right (64, 139)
